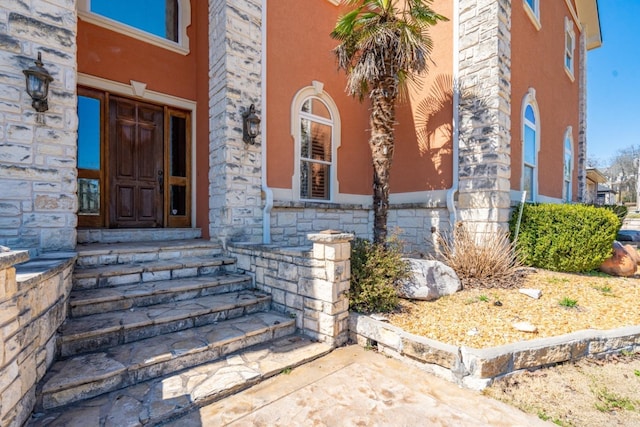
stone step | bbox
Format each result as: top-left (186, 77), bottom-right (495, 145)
top-left (75, 239), bottom-right (223, 267)
top-left (72, 255), bottom-right (236, 290)
top-left (69, 273), bottom-right (254, 317)
top-left (77, 228), bottom-right (203, 244)
top-left (36, 312), bottom-right (297, 411)
top-left (58, 290), bottom-right (271, 357)
top-left (30, 334), bottom-right (331, 425)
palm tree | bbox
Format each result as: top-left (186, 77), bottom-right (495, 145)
top-left (331, 0), bottom-right (447, 243)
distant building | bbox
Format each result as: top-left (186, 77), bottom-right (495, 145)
top-left (0, 0), bottom-right (602, 255)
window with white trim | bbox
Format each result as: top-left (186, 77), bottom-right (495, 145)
top-left (563, 128), bottom-right (573, 202)
top-left (291, 84), bottom-right (340, 202)
top-left (522, 90), bottom-right (540, 202)
top-left (564, 17), bottom-right (575, 78)
top-left (523, 0), bottom-right (541, 30)
top-left (78, 0), bottom-right (191, 54)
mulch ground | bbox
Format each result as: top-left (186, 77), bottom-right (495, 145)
top-left (387, 269), bottom-right (640, 349)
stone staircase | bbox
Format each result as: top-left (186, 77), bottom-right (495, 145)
top-left (29, 230), bottom-right (332, 426)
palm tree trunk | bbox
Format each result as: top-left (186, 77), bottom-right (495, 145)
top-left (369, 77), bottom-right (397, 244)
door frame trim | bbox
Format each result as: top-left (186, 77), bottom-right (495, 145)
top-left (78, 73), bottom-right (198, 228)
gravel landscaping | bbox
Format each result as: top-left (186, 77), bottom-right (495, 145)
top-left (387, 269), bottom-right (640, 349)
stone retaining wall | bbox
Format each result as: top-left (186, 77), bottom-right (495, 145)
top-left (228, 232), bottom-right (353, 346)
top-left (350, 314), bottom-right (640, 390)
top-left (270, 204), bottom-right (449, 257)
top-left (0, 251), bottom-right (75, 426)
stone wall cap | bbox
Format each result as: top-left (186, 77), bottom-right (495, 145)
top-left (0, 250), bottom-right (30, 270)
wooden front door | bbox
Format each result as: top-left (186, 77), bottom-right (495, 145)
top-left (109, 97), bottom-right (164, 228)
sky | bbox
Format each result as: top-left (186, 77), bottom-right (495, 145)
top-left (587, 0), bottom-right (640, 165)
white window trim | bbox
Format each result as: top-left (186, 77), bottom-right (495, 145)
top-left (521, 88), bottom-right (541, 202)
top-left (563, 127), bottom-right (573, 202)
top-left (291, 82), bottom-right (341, 203)
top-left (77, 0), bottom-right (191, 55)
top-left (564, 17), bottom-right (576, 81)
top-left (523, 0), bottom-right (541, 31)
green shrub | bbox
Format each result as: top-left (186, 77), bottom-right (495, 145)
top-left (510, 203), bottom-right (619, 273)
top-left (597, 204), bottom-right (627, 226)
top-left (349, 237), bottom-right (410, 313)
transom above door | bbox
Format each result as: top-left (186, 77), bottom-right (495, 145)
top-left (77, 87), bottom-right (191, 228)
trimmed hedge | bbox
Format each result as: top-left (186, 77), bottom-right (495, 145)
top-left (598, 204), bottom-right (627, 225)
top-left (510, 203), bottom-right (620, 273)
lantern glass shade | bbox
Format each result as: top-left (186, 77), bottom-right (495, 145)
top-left (26, 73), bottom-right (48, 99)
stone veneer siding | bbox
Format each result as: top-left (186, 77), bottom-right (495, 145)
top-left (0, 252), bottom-right (75, 426)
top-left (457, 0), bottom-right (512, 229)
top-left (270, 203), bottom-right (450, 257)
top-left (0, 2), bottom-right (78, 251)
top-left (208, 0), bottom-right (264, 245)
top-left (228, 232), bottom-right (353, 346)
top-left (577, 31), bottom-right (587, 202)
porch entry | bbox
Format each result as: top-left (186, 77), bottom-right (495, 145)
top-left (77, 87), bottom-right (191, 228)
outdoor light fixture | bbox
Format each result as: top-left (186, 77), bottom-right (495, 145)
top-left (23, 52), bottom-right (54, 113)
top-left (242, 104), bottom-right (260, 145)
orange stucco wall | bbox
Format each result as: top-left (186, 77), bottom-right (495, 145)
top-left (511, 0), bottom-right (581, 200)
top-left (266, 0), bottom-right (453, 195)
top-left (77, 4), bottom-right (210, 236)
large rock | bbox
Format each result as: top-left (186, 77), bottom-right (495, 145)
top-left (599, 241), bottom-right (637, 277)
top-left (398, 259), bottom-right (461, 301)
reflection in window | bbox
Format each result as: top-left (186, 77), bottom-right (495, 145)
top-left (78, 96), bottom-right (101, 170)
top-left (522, 95), bottom-right (539, 202)
top-left (564, 17), bottom-right (575, 77)
top-left (78, 178), bottom-right (100, 215)
top-left (89, 0), bottom-right (179, 42)
top-left (564, 130), bottom-right (573, 202)
top-left (299, 97), bottom-right (333, 200)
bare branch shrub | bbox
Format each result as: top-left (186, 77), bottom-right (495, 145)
top-left (435, 222), bottom-right (525, 289)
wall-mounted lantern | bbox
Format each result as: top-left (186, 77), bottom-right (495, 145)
top-left (242, 104), bottom-right (261, 145)
top-left (23, 52), bottom-right (54, 113)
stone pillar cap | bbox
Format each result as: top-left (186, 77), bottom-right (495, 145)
top-left (307, 231), bottom-right (354, 243)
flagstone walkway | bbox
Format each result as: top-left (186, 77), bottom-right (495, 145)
top-left (163, 345), bottom-right (549, 427)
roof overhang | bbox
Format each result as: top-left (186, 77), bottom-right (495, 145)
top-left (586, 168), bottom-right (607, 184)
top-left (575, 0), bottom-right (602, 50)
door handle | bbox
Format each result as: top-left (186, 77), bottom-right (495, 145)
top-left (158, 170), bottom-right (164, 193)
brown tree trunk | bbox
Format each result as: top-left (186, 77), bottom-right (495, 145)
top-left (369, 77), bottom-right (397, 244)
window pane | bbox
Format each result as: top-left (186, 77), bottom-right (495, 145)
top-left (524, 124), bottom-right (536, 165)
top-left (300, 161), bottom-right (329, 200)
top-left (170, 115), bottom-right (187, 178)
top-left (524, 105), bottom-right (535, 124)
top-left (78, 96), bottom-right (101, 170)
top-left (564, 138), bottom-right (572, 180)
top-left (523, 166), bottom-right (533, 202)
top-left (300, 118), bottom-right (311, 158)
top-left (78, 178), bottom-right (100, 215)
top-left (90, 0), bottom-right (179, 42)
top-left (170, 185), bottom-right (186, 216)
top-left (310, 122), bottom-right (332, 162)
top-left (302, 98), bottom-right (331, 120)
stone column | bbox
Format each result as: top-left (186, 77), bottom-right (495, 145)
top-left (305, 231), bottom-right (354, 346)
top-left (208, 0), bottom-right (263, 245)
top-left (0, 2), bottom-right (78, 252)
top-left (577, 31), bottom-right (587, 203)
top-left (457, 0), bottom-right (512, 231)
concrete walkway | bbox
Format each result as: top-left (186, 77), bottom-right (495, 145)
top-left (163, 346), bottom-right (549, 427)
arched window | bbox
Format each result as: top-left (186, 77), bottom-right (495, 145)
top-left (522, 89), bottom-right (540, 202)
top-left (291, 83), bottom-right (340, 201)
top-left (563, 128), bottom-right (573, 202)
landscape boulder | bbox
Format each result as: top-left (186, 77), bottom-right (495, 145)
top-left (599, 241), bottom-right (637, 277)
top-left (398, 259), bottom-right (461, 301)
